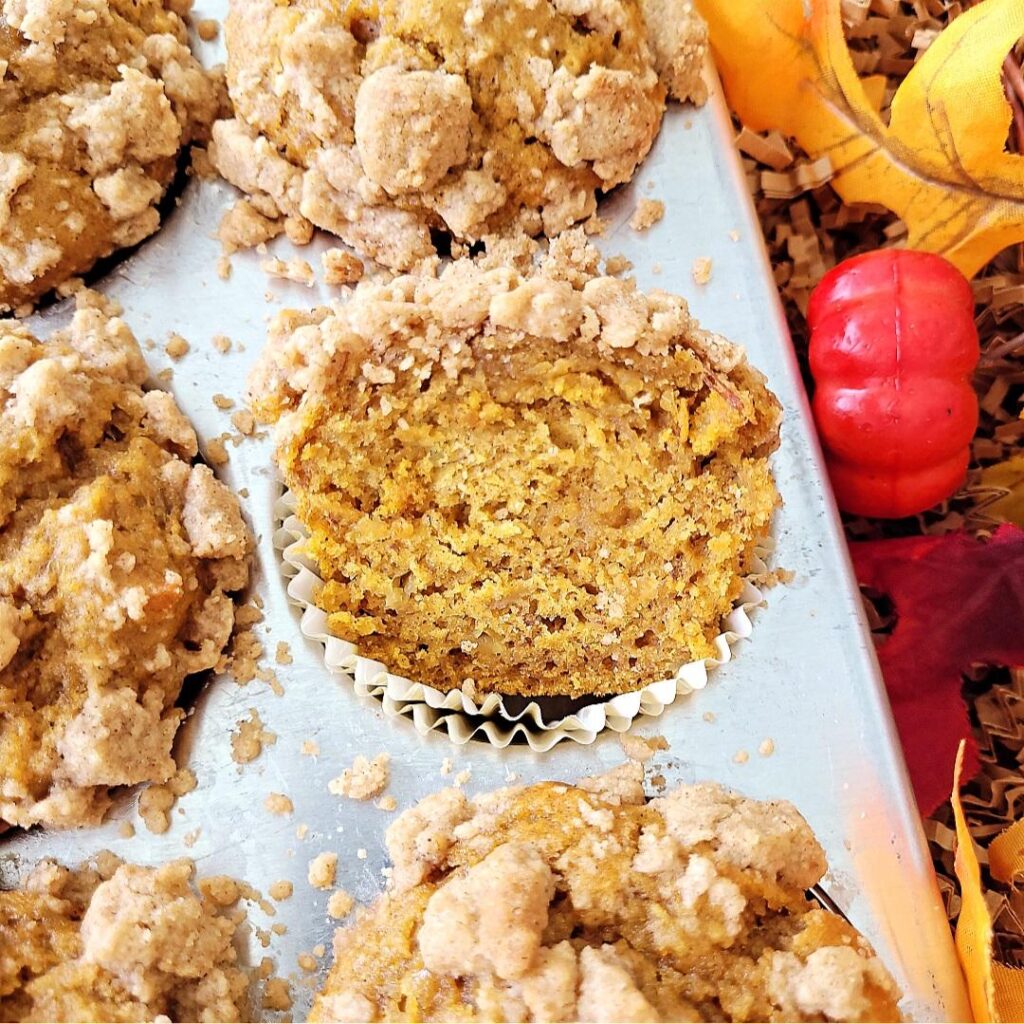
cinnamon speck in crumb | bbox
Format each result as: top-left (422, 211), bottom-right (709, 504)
top-left (692, 256), bottom-right (713, 285)
top-left (308, 852), bottom-right (337, 890)
top-left (165, 333), bottom-right (190, 359)
top-left (265, 792), bottom-right (294, 816)
top-left (629, 198), bottom-right (664, 231)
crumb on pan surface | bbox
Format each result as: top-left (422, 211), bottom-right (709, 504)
top-left (250, 232), bottom-right (781, 698)
top-left (0, 857), bottom-right (249, 1023)
top-left (211, 0), bottom-right (707, 270)
top-left (0, 292), bottom-right (251, 830)
top-left (0, 0), bottom-right (223, 311)
top-left (310, 766), bottom-right (902, 1023)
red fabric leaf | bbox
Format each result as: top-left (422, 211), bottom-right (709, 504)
top-left (850, 526), bottom-right (1024, 814)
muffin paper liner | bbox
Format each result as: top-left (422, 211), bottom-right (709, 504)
top-left (274, 490), bottom-right (772, 750)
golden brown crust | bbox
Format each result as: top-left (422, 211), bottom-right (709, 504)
top-left (0, 0), bottom-right (221, 311)
top-left (0, 294), bottom-right (251, 829)
top-left (251, 239), bottom-right (781, 698)
top-left (0, 858), bottom-right (248, 1022)
top-left (311, 771), bottom-right (903, 1023)
top-left (212, 0), bottom-right (706, 269)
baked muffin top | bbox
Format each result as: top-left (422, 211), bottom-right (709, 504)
top-left (0, 293), bottom-right (250, 829)
top-left (311, 764), bottom-right (903, 1023)
top-left (212, 0), bottom-right (707, 268)
top-left (0, 856), bottom-right (248, 1023)
top-left (251, 235), bottom-right (780, 698)
top-left (0, 0), bottom-right (220, 311)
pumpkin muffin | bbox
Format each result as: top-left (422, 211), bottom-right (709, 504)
top-left (211, 0), bottom-right (707, 268)
top-left (0, 856), bottom-right (249, 1022)
top-left (250, 234), bottom-right (780, 699)
top-left (311, 765), bottom-right (903, 1023)
top-left (0, 0), bottom-right (221, 311)
top-left (0, 292), bottom-right (250, 829)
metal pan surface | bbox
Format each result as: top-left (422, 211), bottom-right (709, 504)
top-left (0, 8), bottom-right (969, 1021)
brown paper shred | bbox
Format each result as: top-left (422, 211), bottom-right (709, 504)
top-left (735, 127), bottom-right (794, 170)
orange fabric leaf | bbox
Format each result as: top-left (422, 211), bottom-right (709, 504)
top-left (697, 0), bottom-right (1024, 276)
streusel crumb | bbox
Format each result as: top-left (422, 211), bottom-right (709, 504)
top-left (629, 197), bottom-right (665, 231)
top-left (311, 769), bottom-right (902, 1023)
top-left (0, 298), bottom-right (250, 830)
top-left (249, 235), bottom-right (780, 698)
top-left (329, 753), bottom-right (391, 801)
top-left (212, 0), bottom-right (706, 270)
top-left (0, 858), bottom-right (249, 1021)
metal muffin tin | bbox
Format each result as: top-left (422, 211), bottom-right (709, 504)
top-left (0, 6), bottom-right (970, 1020)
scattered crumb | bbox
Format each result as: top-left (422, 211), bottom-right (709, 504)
top-left (300, 739), bottom-right (320, 758)
top-left (440, 758), bottom-right (452, 776)
top-left (117, 821), bottom-right (135, 839)
top-left (322, 248), bottom-right (365, 285)
top-left (213, 393), bottom-right (234, 411)
top-left (629, 198), bottom-right (665, 231)
top-left (356, 849), bottom-right (367, 860)
top-left (296, 824), bottom-right (309, 840)
top-left (327, 889), bottom-right (354, 920)
top-left (265, 793), bottom-right (294, 816)
top-left (275, 641), bottom-right (293, 665)
top-left (308, 852), bottom-right (338, 890)
top-left (256, 957), bottom-right (274, 980)
top-left (205, 436), bottom-right (229, 466)
top-left (269, 880), bottom-right (294, 901)
top-left (165, 333), bottom-right (190, 360)
top-left (649, 772), bottom-right (667, 791)
top-left (231, 409), bottom-right (256, 435)
top-left (652, 262), bottom-right (663, 274)
top-left (604, 253), bottom-right (633, 276)
top-left (692, 256), bottom-right (713, 285)
top-left (298, 952), bottom-right (318, 972)
top-left (261, 256), bottom-right (316, 286)
top-left (620, 733), bottom-right (669, 762)
top-left (728, 229), bottom-right (740, 241)
top-left (183, 827), bottom-right (202, 848)
top-left (759, 738), bottom-right (776, 757)
top-left (212, 333), bottom-right (232, 354)
top-left (217, 255), bottom-right (232, 280)
top-left (376, 795), bottom-right (397, 812)
top-left (231, 709), bottom-right (277, 765)
top-left (195, 17), bottom-right (219, 40)
top-left (453, 769), bottom-right (471, 788)
top-left (155, 367), bottom-right (173, 385)
top-left (263, 977), bottom-right (292, 1012)
top-left (703, 711), bottom-right (716, 723)
top-left (733, 749), bottom-right (750, 765)
top-left (271, 923), bottom-right (287, 936)
top-left (138, 768), bottom-right (197, 834)
top-left (328, 753), bottom-right (390, 801)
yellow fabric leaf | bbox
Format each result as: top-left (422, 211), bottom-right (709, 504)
top-left (952, 741), bottom-right (1024, 1022)
top-left (978, 455), bottom-right (1024, 526)
top-left (698, 0), bottom-right (1024, 276)
top-left (989, 817), bottom-right (1024, 884)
